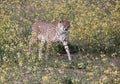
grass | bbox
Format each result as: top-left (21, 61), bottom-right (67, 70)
top-left (0, 53), bottom-right (120, 84)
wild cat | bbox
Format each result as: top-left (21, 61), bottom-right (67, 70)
top-left (29, 19), bottom-right (71, 60)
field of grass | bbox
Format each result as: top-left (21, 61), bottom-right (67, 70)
top-left (0, 53), bottom-right (119, 84)
top-left (0, 0), bottom-right (120, 84)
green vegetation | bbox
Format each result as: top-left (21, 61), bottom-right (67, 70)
top-left (0, 0), bottom-right (120, 84)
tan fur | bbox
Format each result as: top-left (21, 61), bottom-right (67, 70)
top-left (29, 19), bottom-right (71, 60)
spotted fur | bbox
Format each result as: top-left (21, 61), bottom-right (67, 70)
top-left (29, 19), bottom-right (71, 60)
